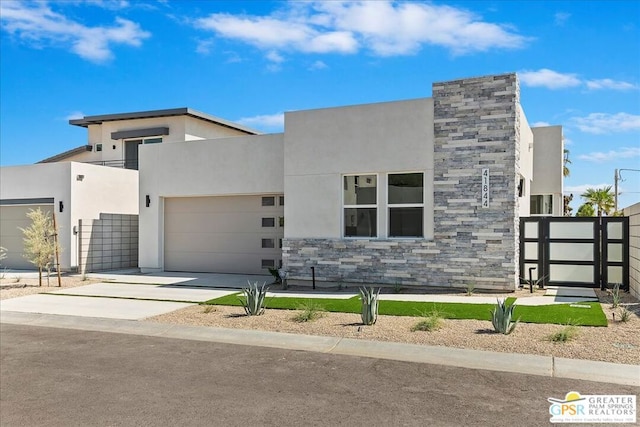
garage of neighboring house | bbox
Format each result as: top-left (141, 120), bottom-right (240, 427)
top-left (163, 194), bottom-right (284, 274)
top-left (0, 199), bottom-right (55, 270)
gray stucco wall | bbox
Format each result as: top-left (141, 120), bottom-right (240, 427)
top-left (284, 73), bottom-right (522, 291)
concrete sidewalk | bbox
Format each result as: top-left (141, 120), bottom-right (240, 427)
top-left (1, 310), bottom-right (637, 387)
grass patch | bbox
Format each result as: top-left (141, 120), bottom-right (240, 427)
top-left (203, 294), bottom-right (607, 326)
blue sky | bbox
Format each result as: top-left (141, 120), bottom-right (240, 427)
top-left (1, 0), bottom-right (639, 211)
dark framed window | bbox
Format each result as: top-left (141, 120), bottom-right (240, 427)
top-left (388, 173), bottom-right (424, 237)
top-left (343, 174), bottom-right (377, 237)
top-left (262, 217), bottom-right (275, 227)
top-left (261, 259), bottom-right (275, 268)
top-left (262, 196), bottom-right (275, 206)
top-left (261, 238), bottom-right (275, 249)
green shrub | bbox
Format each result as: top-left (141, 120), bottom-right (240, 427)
top-left (239, 281), bottom-right (269, 316)
top-left (202, 305), bottom-right (216, 314)
top-left (359, 287), bottom-right (380, 325)
top-left (491, 298), bottom-right (519, 335)
top-left (292, 301), bottom-right (325, 322)
top-left (548, 325), bottom-right (579, 342)
top-left (618, 307), bottom-right (632, 322)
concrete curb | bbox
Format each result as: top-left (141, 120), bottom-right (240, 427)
top-left (1, 311), bottom-right (638, 387)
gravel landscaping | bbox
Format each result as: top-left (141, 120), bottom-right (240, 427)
top-left (2, 275), bottom-right (638, 365)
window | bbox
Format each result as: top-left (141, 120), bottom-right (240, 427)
top-left (343, 175), bottom-right (377, 237)
top-left (96, 144), bottom-right (102, 152)
top-left (143, 137), bottom-right (162, 144)
top-left (279, 196), bottom-right (284, 206)
top-left (261, 259), bottom-right (275, 268)
top-left (388, 173), bottom-right (424, 237)
top-left (531, 195), bottom-right (553, 215)
top-left (262, 217), bottom-right (275, 227)
top-left (261, 238), bottom-right (275, 249)
top-left (262, 196), bottom-right (275, 206)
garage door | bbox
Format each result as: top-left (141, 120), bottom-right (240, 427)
top-left (164, 195), bottom-right (284, 274)
top-left (0, 203), bottom-right (54, 270)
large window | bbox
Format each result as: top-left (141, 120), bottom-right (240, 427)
top-left (388, 173), bottom-right (424, 237)
top-left (343, 175), bottom-right (377, 237)
top-left (530, 194), bottom-right (553, 215)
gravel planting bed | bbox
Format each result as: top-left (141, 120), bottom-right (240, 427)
top-left (148, 297), bottom-right (640, 365)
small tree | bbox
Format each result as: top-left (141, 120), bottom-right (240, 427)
top-left (563, 193), bottom-right (573, 216)
top-left (20, 208), bottom-right (58, 286)
top-left (576, 203), bottom-right (595, 217)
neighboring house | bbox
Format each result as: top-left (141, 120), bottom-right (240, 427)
top-left (138, 73), bottom-right (564, 291)
top-left (530, 126), bottom-right (564, 216)
top-left (0, 108), bottom-right (259, 272)
top-left (41, 108), bottom-right (259, 169)
top-left (0, 162), bottom-right (138, 271)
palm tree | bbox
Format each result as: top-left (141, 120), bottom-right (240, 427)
top-left (563, 148), bottom-right (571, 178)
top-left (580, 186), bottom-right (615, 217)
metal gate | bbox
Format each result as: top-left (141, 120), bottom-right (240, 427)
top-left (520, 217), bottom-right (629, 289)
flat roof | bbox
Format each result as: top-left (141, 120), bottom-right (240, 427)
top-left (69, 107), bottom-right (260, 135)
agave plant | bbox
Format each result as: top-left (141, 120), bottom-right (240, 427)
top-left (239, 281), bottom-right (269, 316)
top-left (359, 287), bottom-right (381, 325)
top-left (491, 298), bottom-right (519, 335)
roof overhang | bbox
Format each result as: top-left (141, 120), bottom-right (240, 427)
top-left (38, 145), bottom-right (92, 164)
top-left (69, 107), bottom-right (260, 135)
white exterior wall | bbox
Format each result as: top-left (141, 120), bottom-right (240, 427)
top-left (184, 116), bottom-right (247, 141)
top-left (284, 98), bottom-right (435, 239)
top-left (531, 126), bottom-right (564, 216)
top-left (0, 163), bottom-right (137, 271)
top-left (138, 133), bottom-right (284, 271)
top-left (518, 107), bottom-right (534, 216)
top-left (71, 116), bottom-right (251, 165)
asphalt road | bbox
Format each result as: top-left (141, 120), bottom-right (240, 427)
top-left (1, 324), bottom-right (637, 427)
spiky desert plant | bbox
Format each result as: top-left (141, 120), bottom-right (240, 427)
top-left (618, 307), bottom-right (631, 322)
top-left (610, 283), bottom-right (622, 308)
top-left (239, 281), bottom-right (269, 316)
top-left (490, 299), bottom-right (519, 335)
top-left (359, 287), bottom-right (380, 325)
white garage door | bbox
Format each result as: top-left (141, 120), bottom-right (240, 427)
top-left (0, 203), bottom-right (54, 270)
top-left (164, 195), bottom-right (284, 274)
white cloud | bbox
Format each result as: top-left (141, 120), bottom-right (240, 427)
top-left (578, 147), bottom-right (640, 162)
top-left (195, 1), bottom-right (528, 58)
top-left (519, 69), bottom-right (581, 89)
top-left (0, 1), bottom-right (150, 63)
top-left (237, 113), bottom-right (285, 132)
top-left (572, 113), bottom-right (640, 134)
top-left (309, 60), bottom-right (328, 70)
top-left (530, 121), bottom-right (551, 127)
top-left (65, 111), bottom-right (84, 120)
top-left (585, 78), bottom-right (638, 91)
top-left (196, 39), bottom-right (213, 55)
top-left (266, 50), bottom-right (285, 63)
top-left (554, 12), bottom-right (571, 26)
top-left (520, 69), bottom-right (638, 91)
top-left (564, 184), bottom-right (612, 195)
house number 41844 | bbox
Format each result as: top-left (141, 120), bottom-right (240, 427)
top-left (481, 168), bottom-right (490, 208)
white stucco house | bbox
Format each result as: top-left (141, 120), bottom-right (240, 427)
top-left (137, 73), bottom-right (564, 291)
top-left (1, 72), bottom-right (564, 290)
top-left (0, 108), bottom-right (259, 272)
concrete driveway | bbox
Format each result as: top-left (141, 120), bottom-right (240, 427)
top-left (0, 282), bottom-right (239, 320)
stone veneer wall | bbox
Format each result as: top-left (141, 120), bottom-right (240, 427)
top-left (283, 73), bottom-right (521, 291)
top-left (79, 213), bottom-right (138, 273)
